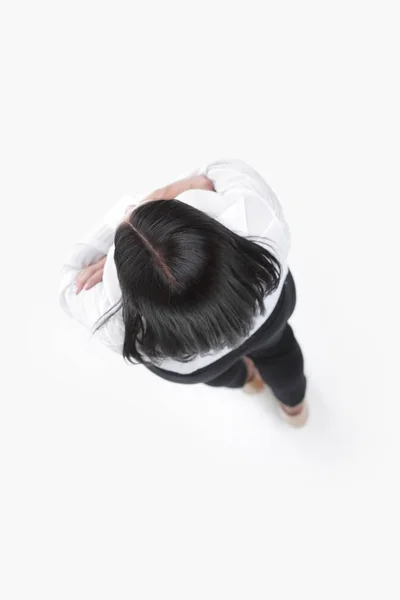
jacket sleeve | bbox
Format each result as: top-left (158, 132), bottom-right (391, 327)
top-left (201, 160), bottom-right (285, 222)
top-left (58, 194), bottom-right (137, 351)
top-left (201, 159), bottom-right (291, 263)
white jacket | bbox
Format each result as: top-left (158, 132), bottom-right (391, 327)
top-left (59, 160), bottom-right (290, 374)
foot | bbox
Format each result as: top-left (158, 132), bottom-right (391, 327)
top-left (242, 357), bottom-right (265, 394)
top-left (278, 401), bottom-right (309, 427)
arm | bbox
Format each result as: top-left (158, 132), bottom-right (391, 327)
top-left (201, 159), bottom-right (284, 219)
top-left (60, 194), bottom-right (138, 277)
top-left (59, 194), bottom-right (137, 349)
top-left (144, 174), bottom-right (214, 201)
top-left (59, 251), bottom-right (124, 353)
top-left (201, 159), bottom-right (291, 264)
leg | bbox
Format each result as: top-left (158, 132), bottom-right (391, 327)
top-left (205, 359), bottom-right (247, 389)
top-left (249, 324), bottom-right (306, 407)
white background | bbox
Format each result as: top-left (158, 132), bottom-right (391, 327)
top-left (1, 1), bottom-right (399, 598)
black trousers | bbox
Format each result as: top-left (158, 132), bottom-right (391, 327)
top-left (206, 323), bottom-right (305, 406)
top-left (149, 272), bottom-right (306, 407)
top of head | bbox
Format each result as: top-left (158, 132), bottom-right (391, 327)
top-left (113, 199), bottom-right (281, 362)
top-left (115, 200), bottom-right (219, 304)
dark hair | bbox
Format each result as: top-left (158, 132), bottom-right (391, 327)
top-left (101, 199), bottom-right (281, 364)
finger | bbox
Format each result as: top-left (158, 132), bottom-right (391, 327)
top-left (83, 269), bottom-right (104, 291)
top-left (76, 265), bottom-right (101, 293)
top-left (75, 258), bottom-right (106, 293)
top-left (76, 267), bottom-right (96, 293)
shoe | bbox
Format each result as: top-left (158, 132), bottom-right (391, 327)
top-left (278, 401), bottom-right (309, 428)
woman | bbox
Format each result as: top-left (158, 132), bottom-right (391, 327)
top-left (60, 160), bottom-right (308, 426)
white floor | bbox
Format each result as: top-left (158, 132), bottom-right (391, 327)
top-left (1, 2), bottom-right (399, 599)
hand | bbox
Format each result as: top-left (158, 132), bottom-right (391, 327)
top-left (188, 174), bottom-right (215, 193)
top-left (143, 174), bottom-right (214, 202)
top-left (143, 188), bottom-right (167, 202)
top-left (75, 256), bottom-right (106, 293)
